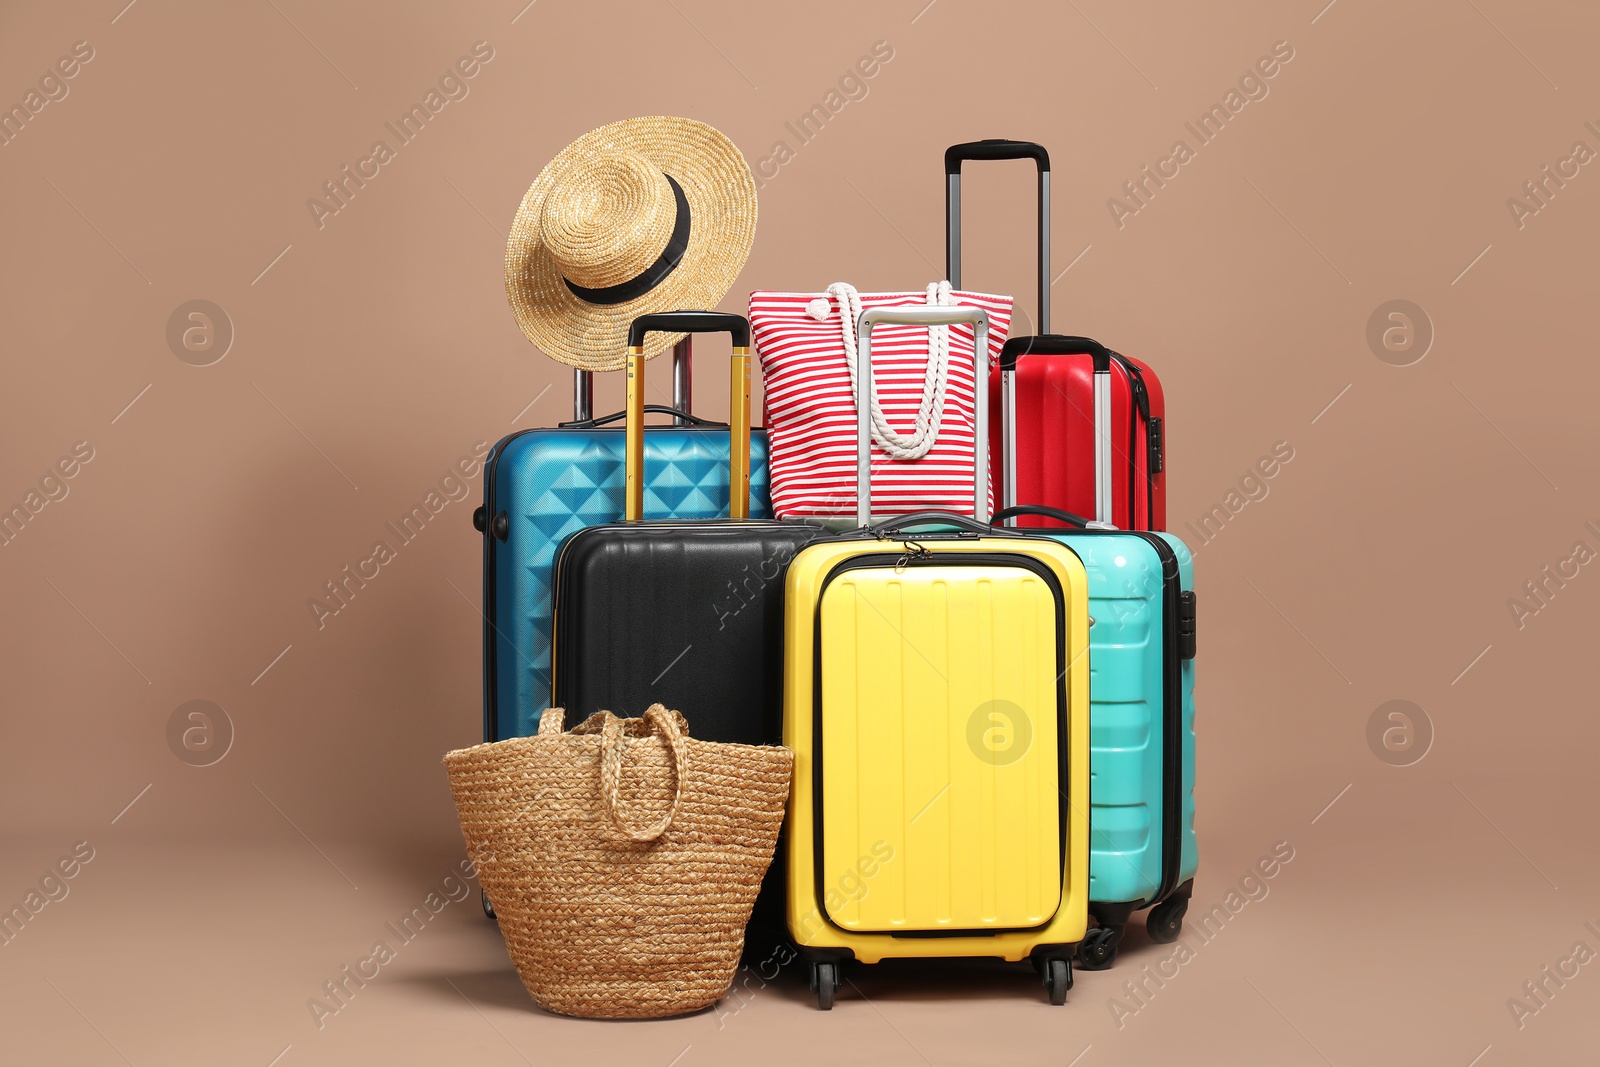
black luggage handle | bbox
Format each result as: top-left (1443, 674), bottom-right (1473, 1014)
top-left (623, 311), bottom-right (753, 521)
top-left (945, 139), bottom-right (1050, 335)
top-left (991, 504), bottom-right (1092, 529)
top-left (627, 311), bottom-right (751, 350)
top-left (868, 511), bottom-right (996, 538)
top-left (865, 508), bottom-right (1088, 540)
top-left (999, 334), bottom-right (1113, 374)
top-left (944, 139), bottom-right (1051, 174)
top-left (558, 405), bottom-right (724, 430)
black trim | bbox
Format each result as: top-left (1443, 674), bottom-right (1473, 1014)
top-left (809, 551), bottom-right (1070, 938)
top-left (562, 174), bottom-right (691, 306)
top-left (1177, 589), bottom-right (1196, 660)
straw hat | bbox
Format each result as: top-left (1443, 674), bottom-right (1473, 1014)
top-left (505, 116), bottom-right (757, 371)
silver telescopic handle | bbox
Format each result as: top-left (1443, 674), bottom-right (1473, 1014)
top-left (998, 335), bottom-right (1117, 528)
top-left (1002, 365), bottom-right (1017, 517)
top-left (853, 304), bottom-right (992, 528)
top-left (947, 171), bottom-right (1050, 336)
top-left (1094, 367), bottom-right (1112, 526)
top-left (574, 341), bottom-right (692, 424)
top-left (573, 369), bottom-right (593, 422)
top-left (671, 338), bottom-right (692, 424)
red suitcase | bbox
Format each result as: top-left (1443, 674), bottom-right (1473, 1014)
top-left (945, 140), bottom-right (1168, 530)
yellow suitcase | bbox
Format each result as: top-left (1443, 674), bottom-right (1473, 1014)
top-left (779, 306), bottom-right (1090, 1008)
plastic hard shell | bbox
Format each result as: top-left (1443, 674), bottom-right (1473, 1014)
top-left (479, 426), bottom-right (771, 742)
top-left (782, 535), bottom-right (1091, 964)
top-left (1032, 528), bottom-right (1197, 914)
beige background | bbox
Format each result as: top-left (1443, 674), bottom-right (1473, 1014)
top-left (3, 0), bottom-right (1598, 1063)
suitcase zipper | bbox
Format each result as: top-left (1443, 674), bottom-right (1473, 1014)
top-left (1108, 352), bottom-right (1158, 527)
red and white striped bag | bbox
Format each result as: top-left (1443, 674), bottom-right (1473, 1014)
top-left (749, 282), bottom-right (1012, 520)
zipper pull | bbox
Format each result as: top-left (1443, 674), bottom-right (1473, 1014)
top-left (894, 540), bottom-right (933, 571)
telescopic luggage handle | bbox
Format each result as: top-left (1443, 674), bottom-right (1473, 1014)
top-left (624, 311), bottom-right (753, 521)
top-left (945, 139), bottom-right (1051, 335)
top-left (996, 333), bottom-right (1117, 527)
top-left (853, 304), bottom-right (991, 528)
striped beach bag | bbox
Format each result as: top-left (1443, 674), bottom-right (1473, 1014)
top-left (748, 283), bottom-right (1012, 521)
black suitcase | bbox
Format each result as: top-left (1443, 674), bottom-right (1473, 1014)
top-left (549, 312), bottom-right (819, 951)
top-left (550, 312), bottom-right (823, 735)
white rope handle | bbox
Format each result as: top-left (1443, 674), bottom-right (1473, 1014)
top-left (820, 281), bottom-right (955, 461)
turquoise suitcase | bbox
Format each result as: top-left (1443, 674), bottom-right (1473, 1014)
top-left (994, 333), bottom-right (1196, 970)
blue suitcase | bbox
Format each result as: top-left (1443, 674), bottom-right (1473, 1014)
top-left (474, 346), bottom-right (772, 745)
top-left (994, 334), bottom-right (1197, 970)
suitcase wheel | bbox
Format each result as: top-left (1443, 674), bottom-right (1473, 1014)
top-left (810, 962), bottom-right (841, 1011)
top-left (1045, 958), bottom-right (1072, 1005)
top-left (1077, 925), bottom-right (1123, 970)
top-left (1146, 897), bottom-right (1187, 944)
top-left (480, 889), bottom-right (496, 922)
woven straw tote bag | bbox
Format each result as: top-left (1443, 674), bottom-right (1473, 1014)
top-left (444, 704), bottom-right (793, 1018)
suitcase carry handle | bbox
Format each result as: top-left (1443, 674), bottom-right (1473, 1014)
top-left (864, 508), bottom-right (1088, 543)
top-left (867, 510), bottom-right (996, 537)
top-left (997, 333), bottom-right (1117, 527)
top-left (558, 404), bottom-right (722, 430)
top-left (945, 139), bottom-right (1050, 334)
top-left (624, 311), bottom-right (753, 521)
top-left (627, 311), bottom-right (751, 349)
top-left (855, 304), bottom-right (991, 527)
top-left (991, 504), bottom-right (1092, 528)
top-left (572, 345), bottom-right (694, 424)
top-left (998, 334), bottom-right (1112, 374)
top-left (944, 139), bottom-right (1051, 173)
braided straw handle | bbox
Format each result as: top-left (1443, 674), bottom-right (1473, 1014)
top-left (540, 705), bottom-right (686, 842)
top-left (600, 705), bottom-right (686, 842)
